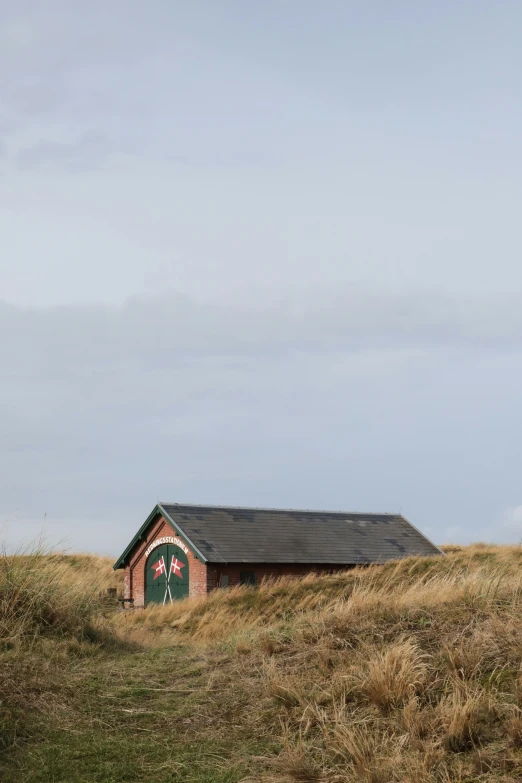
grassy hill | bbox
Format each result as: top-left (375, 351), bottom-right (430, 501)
top-left (2, 544), bottom-right (522, 781)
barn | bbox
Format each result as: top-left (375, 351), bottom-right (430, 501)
top-left (113, 503), bottom-right (441, 606)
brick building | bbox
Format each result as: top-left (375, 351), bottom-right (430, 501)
top-left (113, 503), bottom-right (440, 606)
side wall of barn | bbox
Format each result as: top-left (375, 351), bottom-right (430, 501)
top-left (212, 563), bottom-right (350, 588)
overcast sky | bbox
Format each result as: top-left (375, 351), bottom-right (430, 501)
top-left (2, 1), bottom-right (522, 554)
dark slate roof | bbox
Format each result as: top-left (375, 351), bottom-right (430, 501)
top-left (157, 503), bottom-right (441, 565)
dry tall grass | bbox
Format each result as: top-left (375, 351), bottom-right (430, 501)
top-left (117, 544), bottom-right (522, 781)
top-left (0, 549), bottom-right (122, 643)
top-left (0, 547), bottom-right (122, 751)
top-left (3, 543), bottom-right (522, 781)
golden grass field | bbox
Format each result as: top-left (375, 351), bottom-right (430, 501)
top-left (2, 543), bottom-right (522, 782)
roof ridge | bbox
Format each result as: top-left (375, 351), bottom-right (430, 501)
top-left (160, 502), bottom-right (400, 516)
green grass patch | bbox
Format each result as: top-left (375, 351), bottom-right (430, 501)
top-left (0, 644), bottom-right (275, 783)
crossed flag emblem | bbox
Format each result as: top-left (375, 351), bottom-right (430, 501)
top-left (151, 555), bottom-right (186, 604)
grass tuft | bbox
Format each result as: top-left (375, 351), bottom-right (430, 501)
top-left (353, 638), bottom-right (428, 712)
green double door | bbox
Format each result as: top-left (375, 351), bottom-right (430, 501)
top-left (145, 544), bottom-right (189, 605)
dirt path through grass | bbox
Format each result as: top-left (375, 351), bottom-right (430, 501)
top-left (0, 644), bottom-right (274, 783)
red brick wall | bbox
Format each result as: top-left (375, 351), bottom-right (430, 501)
top-left (214, 563), bottom-right (350, 588)
top-left (124, 515), bottom-right (209, 606)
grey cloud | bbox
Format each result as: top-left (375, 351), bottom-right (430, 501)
top-left (16, 131), bottom-right (119, 171)
top-left (2, 289), bottom-right (521, 373)
top-left (0, 5), bottom-right (179, 125)
top-left (4, 81), bottom-right (65, 120)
